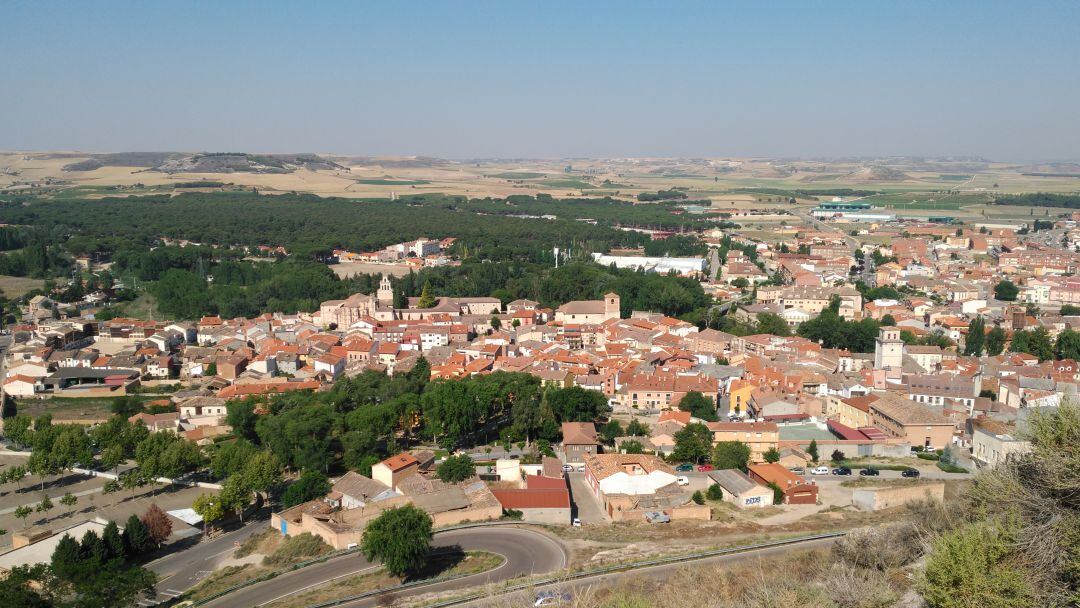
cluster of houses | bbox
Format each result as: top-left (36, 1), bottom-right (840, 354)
top-left (14, 216), bottom-right (1080, 530)
top-left (331, 237), bottom-right (457, 269)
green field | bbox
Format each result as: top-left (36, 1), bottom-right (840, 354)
top-left (538, 178), bottom-right (596, 189)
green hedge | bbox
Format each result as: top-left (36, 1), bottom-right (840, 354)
top-left (937, 461), bottom-right (968, 474)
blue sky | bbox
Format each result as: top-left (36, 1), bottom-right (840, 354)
top-left (2, 1), bottom-right (1078, 160)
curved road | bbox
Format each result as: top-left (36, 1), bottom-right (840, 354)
top-left (200, 526), bottom-right (567, 608)
top-left (467, 535), bottom-right (840, 607)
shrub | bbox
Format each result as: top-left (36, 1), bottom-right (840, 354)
top-left (262, 532), bottom-right (331, 566)
top-left (832, 522), bottom-right (923, 571)
top-left (936, 461), bottom-right (968, 474)
top-left (917, 452), bottom-right (941, 461)
top-left (706, 483), bottom-right (723, 501)
top-left (692, 490), bottom-right (705, 505)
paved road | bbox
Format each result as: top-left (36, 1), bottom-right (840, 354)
top-left (467, 535), bottom-right (840, 607)
top-left (143, 516), bottom-right (270, 605)
top-left (566, 472), bottom-right (608, 524)
top-left (199, 526), bottom-right (567, 608)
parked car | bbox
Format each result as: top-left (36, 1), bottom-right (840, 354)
top-left (901, 468), bottom-right (921, 478)
top-left (576, 465), bottom-right (585, 473)
top-left (535, 591), bottom-right (573, 606)
top-left (831, 466), bottom-right (852, 476)
top-left (676, 476), bottom-right (690, 486)
top-left (644, 511), bottom-right (671, 523)
top-left (859, 467), bottom-right (880, 476)
top-left (697, 464), bottom-right (714, 472)
top-left (675, 463), bottom-right (695, 472)
top-left (571, 517), bottom-right (581, 527)
top-left (789, 466), bottom-right (805, 475)
top-left (811, 465), bottom-right (830, 475)
top-left (561, 464), bottom-right (574, 473)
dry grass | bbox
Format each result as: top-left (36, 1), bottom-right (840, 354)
top-left (0, 275), bottom-right (44, 299)
top-left (267, 551), bottom-right (504, 608)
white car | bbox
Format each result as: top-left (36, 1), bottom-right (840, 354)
top-left (676, 475), bottom-right (690, 486)
top-left (572, 517), bottom-right (581, 527)
top-left (811, 466), bottom-right (830, 475)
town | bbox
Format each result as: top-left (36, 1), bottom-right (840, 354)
top-left (1, 2), bottom-right (1078, 606)
top-left (0, 190), bottom-right (1076, 605)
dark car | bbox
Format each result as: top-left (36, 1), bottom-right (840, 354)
top-left (831, 466), bottom-right (852, 476)
top-left (675, 463), bottom-right (695, 472)
top-left (901, 468), bottom-right (921, 478)
top-left (859, 467), bottom-right (880, 476)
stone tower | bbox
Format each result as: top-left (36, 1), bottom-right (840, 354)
top-left (377, 274), bottom-right (394, 305)
top-left (604, 292), bottom-right (621, 320)
top-left (874, 326), bottom-right (904, 370)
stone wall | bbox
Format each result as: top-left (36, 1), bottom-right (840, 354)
top-left (852, 482), bottom-right (945, 511)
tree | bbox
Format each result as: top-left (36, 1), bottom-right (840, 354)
top-left (123, 513), bottom-right (153, 556)
top-left (706, 483), bottom-right (723, 501)
top-left (219, 474), bottom-right (252, 522)
top-left (100, 444), bottom-right (125, 475)
top-left (109, 396), bottom-right (144, 417)
top-left (3, 414), bottom-right (33, 448)
top-left (36, 495), bottom-right (54, 518)
top-left (14, 505), bottom-right (32, 528)
top-left (755, 312), bottom-right (791, 337)
top-left (807, 439), bottom-right (819, 463)
top-left (436, 454), bottom-right (475, 483)
top-left (141, 503), bottom-right (173, 548)
top-left (489, 316), bottom-right (501, 331)
top-left (1011, 327), bottom-right (1054, 361)
top-left (281, 470), bottom-right (331, 508)
top-left (621, 439), bottom-right (644, 454)
top-left (1055, 328), bottom-right (1080, 361)
top-left (994, 280), bottom-right (1018, 301)
top-left (712, 441), bottom-right (751, 471)
top-left (763, 447), bottom-right (781, 463)
top-left (626, 419), bottom-right (649, 436)
top-left (599, 420), bottom-right (624, 444)
top-left (50, 533), bottom-right (81, 581)
top-left (59, 492), bottom-right (77, 517)
top-left (102, 520), bottom-right (125, 559)
top-left (672, 423), bottom-right (712, 464)
top-left (192, 493), bottom-right (225, 538)
top-left (225, 400), bottom-right (259, 441)
top-left (416, 281), bottom-right (437, 309)
top-left (986, 326), bottom-right (1007, 356)
top-left (361, 505), bottom-right (433, 579)
top-left (880, 314), bottom-right (897, 327)
top-left (831, 449), bottom-right (846, 464)
top-left (678, 391), bottom-right (718, 422)
top-left (919, 521), bottom-right (1034, 608)
top-left (964, 316), bottom-right (986, 357)
top-left (692, 490), bottom-right (705, 505)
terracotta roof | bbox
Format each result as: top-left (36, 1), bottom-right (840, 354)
top-left (561, 422), bottom-right (598, 445)
top-left (491, 488), bottom-right (569, 510)
top-left (378, 453), bottom-right (419, 472)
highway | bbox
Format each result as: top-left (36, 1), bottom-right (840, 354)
top-left (198, 525), bottom-right (567, 608)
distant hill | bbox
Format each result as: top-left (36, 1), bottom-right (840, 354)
top-left (63, 152), bottom-right (347, 174)
top-left (847, 165), bottom-right (913, 182)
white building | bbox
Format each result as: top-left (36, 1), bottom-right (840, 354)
top-left (591, 253), bottom-right (706, 276)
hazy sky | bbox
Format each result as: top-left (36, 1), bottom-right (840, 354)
top-left (2, 1), bottom-right (1078, 160)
